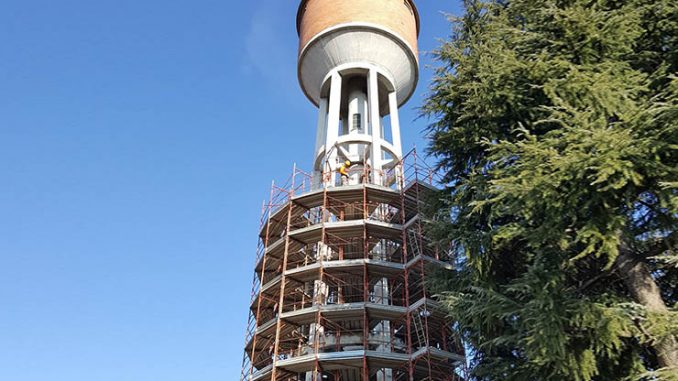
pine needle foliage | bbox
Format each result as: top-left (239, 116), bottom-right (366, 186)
top-left (423, 0), bottom-right (678, 379)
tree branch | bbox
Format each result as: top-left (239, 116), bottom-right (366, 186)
top-left (640, 230), bottom-right (677, 259)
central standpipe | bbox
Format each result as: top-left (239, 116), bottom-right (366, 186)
top-left (346, 78), bottom-right (367, 183)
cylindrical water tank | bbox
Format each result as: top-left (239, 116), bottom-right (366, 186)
top-left (297, 0), bottom-right (420, 107)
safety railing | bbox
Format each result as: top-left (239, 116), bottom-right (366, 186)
top-left (258, 148), bottom-right (442, 226)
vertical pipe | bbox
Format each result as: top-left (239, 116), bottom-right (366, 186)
top-left (368, 69), bottom-right (382, 185)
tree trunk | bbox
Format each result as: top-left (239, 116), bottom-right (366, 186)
top-left (616, 250), bottom-right (678, 368)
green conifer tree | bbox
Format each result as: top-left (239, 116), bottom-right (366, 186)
top-left (423, 0), bottom-right (677, 379)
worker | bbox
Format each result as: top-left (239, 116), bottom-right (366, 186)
top-left (339, 160), bottom-right (352, 178)
top-left (338, 160), bottom-right (364, 184)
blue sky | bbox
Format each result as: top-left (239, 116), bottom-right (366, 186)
top-left (0, 1), bottom-right (462, 380)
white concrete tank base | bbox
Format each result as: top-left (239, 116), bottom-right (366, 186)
top-left (298, 24), bottom-right (419, 108)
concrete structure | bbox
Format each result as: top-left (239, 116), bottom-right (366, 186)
top-left (240, 1), bottom-right (465, 380)
top-left (298, 0), bottom-right (419, 187)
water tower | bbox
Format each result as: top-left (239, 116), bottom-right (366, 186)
top-left (240, 1), bottom-right (465, 380)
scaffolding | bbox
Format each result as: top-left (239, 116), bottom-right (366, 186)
top-left (240, 149), bottom-right (466, 381)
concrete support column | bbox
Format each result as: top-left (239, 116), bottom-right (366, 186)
top-left (368, 69), bottom-right (382, 185)
top-left (325, 72), bottom-right (343, 187)
top-left (388, 91), bottom-right (402, 157)
top-left (388, 90), bottom-right (404, 189)
top-left (315, 97), bottom-right (329, 162)
top-left (314, 97), bottom-right (329, 189)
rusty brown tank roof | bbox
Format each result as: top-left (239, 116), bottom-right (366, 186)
top-left (296, 0), bottom-right (421, 37)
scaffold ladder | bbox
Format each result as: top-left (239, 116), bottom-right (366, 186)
top-left (412, 311), bottom-right (427, 349)
top-left (408, 228), bottom-right (421, 257)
